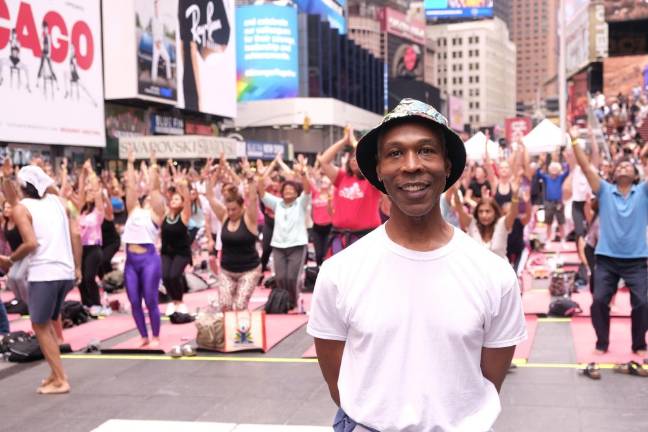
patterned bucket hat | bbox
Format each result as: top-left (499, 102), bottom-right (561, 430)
top-left (356, 98), bottom-right (466, 194)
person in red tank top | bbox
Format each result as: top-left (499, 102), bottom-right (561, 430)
top-left (318, 127), bottom-right (383, 257)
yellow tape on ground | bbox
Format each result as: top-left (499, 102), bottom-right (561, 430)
top-left (61, 354), bottom-right (319, 363)
top-left (537, 317), bottom-right (572, 323)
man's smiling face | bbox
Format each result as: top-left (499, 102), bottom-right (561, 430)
top-left (376, 120), bottom-right (451, 218)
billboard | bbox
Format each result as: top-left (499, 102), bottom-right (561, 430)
top-left (0, 0), bottom-right (105, 146)
top-left (504, 117), bottom-right (532, 145)
top-left (603, 55), bottom-right (648, 98)
top-left (565, 1), bottom-right (608, 77)
top-left (381, 7), bottom-right (426, 45)
top-left (236, 5), bottom-right (299, 102)
top-left (388, 34), bottom-right (424, 81)
top-left (296, 0), bottom-right (346, 34)
top-left (104, 0), bottom-right (236, 119)
top-left (448, 96), bottom-right (465, 132)
top-left (605, 0), bottom-right (648, 22)
top-left (424, 0), bottom-right (493, 20)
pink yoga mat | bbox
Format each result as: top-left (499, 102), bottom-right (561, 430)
top-left (302, 315), bottom-right (537, 360)
top-left (63, 315), bottom-right (137, 351)
top-left (571, 317), bottom-right (647, 364)
top-left (522, 289), bottom-right (631, 317)
top-left (1, 290), bottom-right (15, 303)
top-left (103, 320), bottom-right (197, 354)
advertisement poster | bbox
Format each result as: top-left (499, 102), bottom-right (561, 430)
top-left (133, 0), bottom-right (236, 117)
top-left (0, 0), bottom-right (105, 146)
top-left (135, 0), bottom-right (178, 101)
top-left (448, 95), bottom-right (464, 132)
top-left (424, 0), bottom-right (494, 20)
top-left (504, 117), bottom-right (532, 145)
top-left (605, 0), bottom-right (648, 22)
top-left (236, 4), bottom-right (299, 102)
top-left (388, 34), bottom-right (424, 81)
top-left (603, 55), bottom-right (648, 98)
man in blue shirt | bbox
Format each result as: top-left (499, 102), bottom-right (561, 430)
top-left (572, 129), bottom-right (648, 355)
top-left (537, 158), bottom-right (570, 242)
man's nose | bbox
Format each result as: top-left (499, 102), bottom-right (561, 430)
top-left (402, 151), bottom-right (422, 172)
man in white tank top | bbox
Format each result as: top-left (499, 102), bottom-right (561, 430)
top-left (0, 165), bottom-right (81, 394)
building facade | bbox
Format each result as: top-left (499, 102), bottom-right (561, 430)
top-left (428, 17), bottom-right (516, 128)
top-left (511, 0), bottom-right (558, 115)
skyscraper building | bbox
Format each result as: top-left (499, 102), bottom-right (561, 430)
top-left (510, 0), bottom-right (558, 114)
top-left (427, 17), bottom-right (516, 128)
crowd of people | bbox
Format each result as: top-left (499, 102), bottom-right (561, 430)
top-left (0, 90), bottom-right (646, 395)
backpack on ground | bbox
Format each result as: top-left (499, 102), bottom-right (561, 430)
top-left (7, 336), bottom-right (43, 362)
top-left (0, 330), bottom-right (31, 354)
top-left (61, 301), bottom-right (90, 328)
top-left (264, 288), bottom-right (293, 314)
top-left (548, 298), bottom-right (582, 317)
top-left (302, 266), bottom-right (319, 293)
top-left (4, 299), bottom-right (28, 315)
top-left (102, 270), bottom-right (124, 293)
top-left (549, 271), bottom-right (576, 297)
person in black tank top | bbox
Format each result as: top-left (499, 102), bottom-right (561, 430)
top-left (160, 182), bottom-right (192, 316)
top-left (205, 166), bottom-right (260, 311)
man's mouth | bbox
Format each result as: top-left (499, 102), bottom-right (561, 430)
top-left (399, 182), bottom-right (429, 192)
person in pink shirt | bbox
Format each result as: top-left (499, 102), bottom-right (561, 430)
top-left (78, 170), bottom-right (105, 313)
top-left (319, 127), bottom-right (383, 257)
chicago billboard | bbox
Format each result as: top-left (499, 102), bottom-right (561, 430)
top-left (0, 0), bottom-right (105, 146)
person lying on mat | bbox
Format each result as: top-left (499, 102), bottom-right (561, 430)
top-left (570, 126), bottom-right (648, 356)
top-left (308, 98), bottom-right (527, 432)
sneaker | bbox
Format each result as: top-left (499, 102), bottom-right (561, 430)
top-left (169, 345), bottom-right (182, 358)
top-left (181, 344), bottom-right (196, 357)
top-left (177, 304), bottom-right (188, 314)
top-left (89, 305), bottom-right (102, 317)
top-left (165, 303), bottom-right (176, 317)
top-left (100, 306), bottom-right (112, 317)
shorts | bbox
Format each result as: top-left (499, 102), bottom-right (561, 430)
top-left (544, 201), bottom-right (565, 225)
top-left (28, 280), bottom-right (75, 325)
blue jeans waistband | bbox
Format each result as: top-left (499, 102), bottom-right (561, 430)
top-left (333, 408), bottom-right (379, 432)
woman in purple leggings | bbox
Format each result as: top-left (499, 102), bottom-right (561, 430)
top-left (123, 148), bottom-right (165, 347)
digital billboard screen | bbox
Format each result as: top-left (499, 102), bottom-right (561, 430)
top-left (296, 0), bottom-right (346, 34)
top-left (236, 4), bottom-right (299, 102)
top-left (424, 0), bottom-right (493, 20)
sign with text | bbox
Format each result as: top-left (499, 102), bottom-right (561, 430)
top-left (119, 135), bottom-right (245, 159)
top-left (236, 4), bottom-right (299, 101)
top-left (381, 7), bottom-right (425, 45)
top-left (0, 0), bottom-right (105, 146)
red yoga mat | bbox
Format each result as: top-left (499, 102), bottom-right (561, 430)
top-left (571, 317), bottom-right (647, 364)
top-left (1, 290), bottom-right (14, 303)
top-left (522, 289), bottom-right (632, 317)
top-left (302, 316), bottom-right (538, 360)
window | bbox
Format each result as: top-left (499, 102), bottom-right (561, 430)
top-left (475, 115), bottom-right (480, 123)
top-left (469, 76), bottom-right (473, 84)
top-left (458, 77), bottom-right (463, 84)
top-left (475, 36), bottom-right (480, 43)
top-left (475, 102), bottom-right (480, 109)
top-left (469, 102), bottom-right (473, 109)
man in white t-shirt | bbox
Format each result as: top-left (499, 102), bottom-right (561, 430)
top-left (307, 99), bottom-right (527, 432)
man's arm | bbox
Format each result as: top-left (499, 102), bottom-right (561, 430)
top-left (480, 346), bottom-right (516, 393)
top-left (314, 338), bottom-right (345, 407)
top-left (319, 129), bottom-right (350, 183)
top-left (570, 128), bottom-right (601, 194)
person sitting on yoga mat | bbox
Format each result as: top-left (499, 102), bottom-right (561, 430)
top-left (571, 126), bottom-right (648, 356)
top-left (318, 126), bottom-right (383, 257)
top-left (308, 99), bottom-right (526, 431)
top-left (122, 148), bottom-right (165, 348)
top-left (204, 157), bottom-right (260, 311)
top-left (0, 165), bottom-right (81, 395)
top-left (258, 156), bottom-right (311, 308)
top-left (160, 170), bottom-right (192, 317)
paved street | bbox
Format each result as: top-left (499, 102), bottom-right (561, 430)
top-left (2, 322), bottom-right (648, 432)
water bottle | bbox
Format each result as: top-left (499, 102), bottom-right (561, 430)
top-left (298, 298), bottom-right (305, 315)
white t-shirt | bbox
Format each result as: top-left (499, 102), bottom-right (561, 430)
top-left (307, 225), bottom-right (527, 432)
top-left (571, 165), bottom-right (592, 202)
top-left (467, 217), bottom-right (510, 259)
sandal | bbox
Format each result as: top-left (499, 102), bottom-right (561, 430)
top-left (613, 361), bottom-right (648, 377)
top-left (581, 362), bottom-right (601, 380)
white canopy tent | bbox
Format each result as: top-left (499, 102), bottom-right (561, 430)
top-left (522, 119), bottom-right (570, 155)
top-left (464, 131), bottom-right (500, 162)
